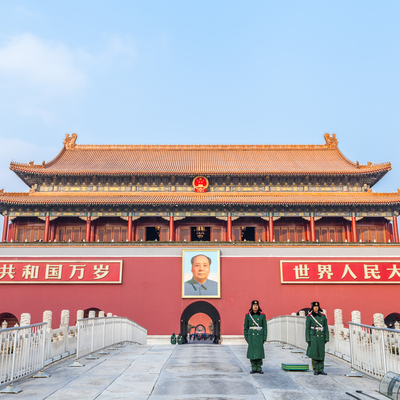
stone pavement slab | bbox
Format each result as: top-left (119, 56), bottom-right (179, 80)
top-left (0, 343), bottom-right (388, 400)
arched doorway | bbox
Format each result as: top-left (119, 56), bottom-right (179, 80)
top-left (180, 301), bottom-right (220, 344)
top-left (0, 312), bottom-right (19, 328)
top-left (384, 312), bottom-right (400, 328)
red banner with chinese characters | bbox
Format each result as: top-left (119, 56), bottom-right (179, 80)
top-left (0, 260), bottom-right (122, 284)
top-left (280, 260), bottom-right (400, 284)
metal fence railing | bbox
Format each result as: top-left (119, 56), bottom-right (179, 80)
top-left (70, 317), bottom-right (147, 367)
top-left (349, 322), bottom-right (400, 379)
top-left (267, 315), bottom-right (307, 350)
top-left (0, 323), bottom-right (47, 393)
top-left (267, 315), bottom-right (400, 380)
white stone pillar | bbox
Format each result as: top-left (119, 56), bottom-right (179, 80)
top-left (351, 310), bottom-right (361, 324)
top-left (291, 312), bottom-right (296, 316)
top-left (20, 313), bottom-right (31, 327)
top-left (76, 310), bottom-right (84, 323)
top-left (43, 310), bottom-right (52, 332)
top-left (395, 321), bottom-right (400, 330)
top-left (88, 310), bottom-right (96, 318)
top-left (334, 309), bottom-right (343, 326)
top-left (299, 310), bottom-right (305, 317)
top-left (60, 310), bottom-right (70, 328)
top-left (322, 309), bottom-right (327, 317)
top-left (99, 311), bottom-right (105, 317)
top-left (373, 313), bottom-right (385, 328)
top-left (334, 309), bottom-right (344, 353)
top-left (107, 312), bottom-right (113, 317)
top-left (2, 320), bottom-right (7, 329)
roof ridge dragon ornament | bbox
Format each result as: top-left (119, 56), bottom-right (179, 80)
top-left (324, 133), bottom-right (338, 149)
top-left (63, 133), bottom-right (78, 149)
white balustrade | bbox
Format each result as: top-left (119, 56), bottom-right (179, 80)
top-left (0, 323), bottom-right (47, 393)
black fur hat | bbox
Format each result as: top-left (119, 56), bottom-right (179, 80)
top-left (249, 300), bottom-right (262, 312)
top-left (310, 301), bottom-right (322, 313)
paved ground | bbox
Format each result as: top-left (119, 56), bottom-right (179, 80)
top-left (0, 343), bottom-right (387, 400)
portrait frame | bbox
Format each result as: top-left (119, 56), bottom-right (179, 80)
top-left (182, 249), bottom-right (221, 298)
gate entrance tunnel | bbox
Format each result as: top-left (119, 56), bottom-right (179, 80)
top-left (180, 301), bottom-right (220, 344)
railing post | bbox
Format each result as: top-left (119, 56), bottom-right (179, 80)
top-left (346, 323), bottom-right (363, 377)
top-left (98, 318), bottom-right (109, 355)
top-left (109, 318), bottom-right (117, 350)
top-left (86, 319), bottom-right (99, 360)
top-left (33, 323), bottom-right (51, 378)
top-left (0, 327), bottom-right (23, 393)
top-left (70, 320), bottom-right (85, 367)
top-left (117, 318), bottom-right (124, 347)
top-left (380, 329), bottom-right (388, 375)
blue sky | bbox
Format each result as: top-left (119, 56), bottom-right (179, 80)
top-left (0, 1), bottom-right (399, 232)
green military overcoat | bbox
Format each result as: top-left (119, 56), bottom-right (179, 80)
top-left (244, 312), bottom-right (267, 360)
top-left (305, 312), bottom-right (329, 360)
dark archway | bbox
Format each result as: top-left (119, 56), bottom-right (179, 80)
top-left (384, 312), bottom-right (400, 328)
top-left (0, 312), bottom-right (19, 328)
top-left (180, 301), bottom-right (220, 344)
top-left (297, 307), bottom-right (310, 316)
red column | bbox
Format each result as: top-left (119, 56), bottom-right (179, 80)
top-left (305, 222), bottom-right (310, 242)
top-left (90, 221), bottom-right (96, 242)
top-left (393, 216), bottom-right (399, 243)
top-left (128, 216), bottom-right (133, 241)
top-left (227, 216), bottom-right (232, 241)
top-left (85, 216), bottom-right (91, 242)
top-left (2, 216), bottom-right (9, 242)
top-left (44, 216), bottom-right (50, 242)
top-left (310, 216), bottom-right (316, 242)
top-left (169, 216), bottom-right (174, 241)
top-left (345, 221), bottom-right (351, 242)
top-left (351, 216), bottom-right (357, 242)
top-left (269, 216), bottom-right (274, 242)
top-left (50, 221), bottom-right (57, 241)
top-left (7, 223), bottom-right (14, 242)
top-left (389, 223), bottom-right (394, 243)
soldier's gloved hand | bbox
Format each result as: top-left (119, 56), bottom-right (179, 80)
top-left (307, 341), bottom-right (311, 346)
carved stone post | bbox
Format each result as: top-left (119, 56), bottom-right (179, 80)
top-left (60, 310), bottom-right (70, 328)
top-left (20, 313), bottom-right (31, 327)
top-left (334, 309), bottom-right (344, 353)
top-left (351, 310), bottom-right (361, 324)
top-left (1, 320), bottom-right (7, 329)
top-left (88, 310), bottom-right (96, 318)
top-left (299, 310), bottom-right (305, 317)
top-left (43, 310), bottom-right (52, 332)
top-left (76, 310), bottom-right (84, 323)
top-left (373, 313), bottom-right (385, 328)
top-left (99, 311), bottom-right (105, 317)
top-left (107, 312), bottom-right (113, 317)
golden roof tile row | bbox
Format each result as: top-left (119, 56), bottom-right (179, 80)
top-left (1, 191), bottom-right (400, 206)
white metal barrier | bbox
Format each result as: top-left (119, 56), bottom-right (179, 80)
top-left (0, 323), bottom-right (47, 393)
top-left (267, 315), bottom-right (307, 350)
top-left (70, 317), bottom-right (147, 367)
top-left (349, 322), bottom-right (400, 379)
top-left (267, 316), bottom-right (400, 380)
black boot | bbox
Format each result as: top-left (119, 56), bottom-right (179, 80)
top-left (313, 371), bottom-right (319, 375)
top-left (258, 370), bottom-right (264, 374)
top-left (250, 370), bottom-right (257, 374)
top-left (319, 371), bottom-right (327, 375)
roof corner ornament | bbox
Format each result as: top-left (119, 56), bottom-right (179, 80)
top-left (0, 188), bottom-right (4, 193)
top-left (324, 133), bottom-right (338, 149)
top-left (29, 184), bottom-right (37, 194)
top-left (63, 133), bottom-right (78, 149)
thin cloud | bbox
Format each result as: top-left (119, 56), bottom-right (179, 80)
top-left (0, 33), bottom-right (87, 95)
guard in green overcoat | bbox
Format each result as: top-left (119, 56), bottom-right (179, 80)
top-left (306, 301), bottom-right (329, 375)
top-left (177, 332), bottom-right (183, 345)
top-left (170, 333), bottom-right (176, 345)
top-left (244, 300), bottom-right (267, 374)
